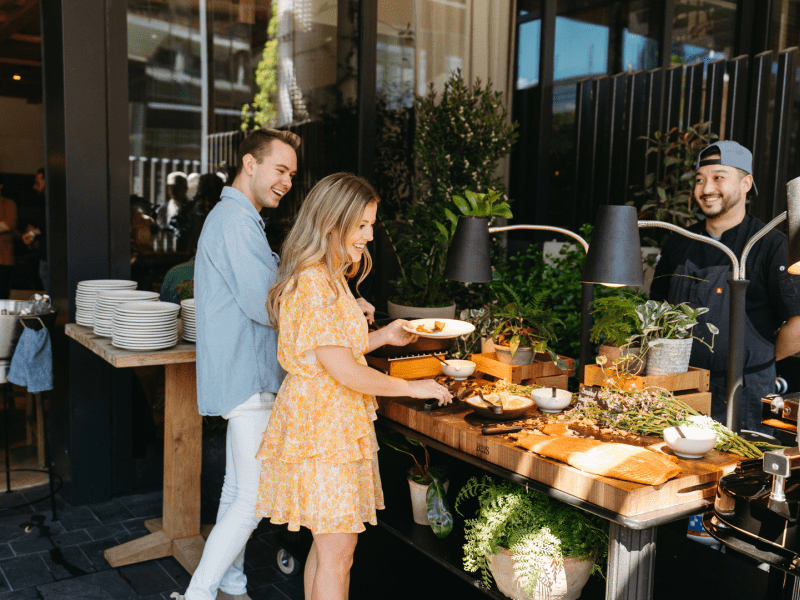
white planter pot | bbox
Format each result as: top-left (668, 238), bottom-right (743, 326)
top-left (408, 478), bottom-right (449, 526)
top-left (387, 301), bottom-right (456, 320)
top-left (644, 337), bottom-right (693, 375)
top-left (598, 344), bottom-right (647, 375)
top-left (495, 345), bottom-right (535, 366)
top-left (488, 547), bottom-right (593, 600)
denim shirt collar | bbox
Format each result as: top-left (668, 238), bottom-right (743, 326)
top-left (222, 185), bottom-right (265, 230)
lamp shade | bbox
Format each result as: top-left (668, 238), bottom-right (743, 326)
top-left (582, 205), bottom-right (644, 287)
top-left (787, 177), bottom-right (800, 275)
top-left (444, 216), bottom-right (493, 283)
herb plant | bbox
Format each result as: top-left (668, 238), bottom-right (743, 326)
top-left (491, 291), bottom-right (566, 368)
top-left (455, 475), bottom-right (607, 595)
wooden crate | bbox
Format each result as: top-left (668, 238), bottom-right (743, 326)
top-left (366, 354), bottom-right (444, 379)
top-left (470, 352), bottom-right (575, 384)
top-left (526, 373), bottom-right (569, 390)
top-left (674, 391), bottom-right (712, 415)
top-left (583, 364), bottom-right (710, 393)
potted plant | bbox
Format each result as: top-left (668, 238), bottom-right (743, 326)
top-left (378, 431), bottom-right (453, 539)
top-left (383, 69), bottom-right (518, 315)
top-left (589, 290), bottom-right (648, 374)
top-left (456, 475), bottom-right (607, 600)
top-left (490, 291), bottom-right (565, 368)
top-left (627, 299), bottom-right (718, 376)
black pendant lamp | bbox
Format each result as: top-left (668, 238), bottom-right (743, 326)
top-left (444, 216), bottom-right (493, 283)
top-left (582, 205), bottom-right (644, 287)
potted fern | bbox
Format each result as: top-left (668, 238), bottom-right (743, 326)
top-left (456, 475), bottom-right (607, 600)
top-left (590, 290), bottom-right (648, 374)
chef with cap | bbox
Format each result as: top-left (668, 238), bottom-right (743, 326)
top-left (650, 141), bottom-right (800, 434)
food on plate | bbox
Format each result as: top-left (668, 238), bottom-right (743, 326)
top-left (515, 433), bottom-right (681, 485)
top-left (416, 320), bottom-right (446, 333)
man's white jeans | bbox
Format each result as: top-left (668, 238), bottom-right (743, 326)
top-left (185, 391), bottom-right (274, 599)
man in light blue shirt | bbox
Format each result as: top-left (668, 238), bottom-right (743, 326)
top-left (176, 129), bottom-right (299, 600)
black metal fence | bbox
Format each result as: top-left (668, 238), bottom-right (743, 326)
top-left (573, 47), bottom-right (799, 227)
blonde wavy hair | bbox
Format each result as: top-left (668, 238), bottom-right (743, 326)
top-left (268, 172), bottom-right (379, 328)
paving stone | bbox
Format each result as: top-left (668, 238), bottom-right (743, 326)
top-left (243, 565), bottom-right (285, 589)
top-left (85, 523), bottom-right (125, 541)
top-left (250, 584), bottom-right (293, 600)
top-left (38, 546), bottom-right (95, 580)
top-left (117, 561), bottom-right (181, 596)
top-left (115, 491), bottom-right (163, 519)
top-left (119, 517), bottom-right (153, 536)
top-left (0, 493), bottom-right (35, 518)
top-left (271, 579), bottom-right (303, 600)
top-left (0, 513), bottom-right (61, 546)
top-left (0, 588), bottom-right (41, 599)
top-left (75, 539), bottom-right (119, 572)
top-left (154, 557), bottom-right (190, 590)
top-left (112, 532), bottom-right (141, 546)
top-left (244, 537), bottom-right (277, 571)
top-left (0, 554), bottom-right (54, 590)
top-left (85, 501), bottom-right (135, 525)
top-left (51, 507), bottom-right (101, 532)
top-left (10, 529), bottom-right (91, 556)
top-left (36, 570), bottom-right (138, 599)
top-left (0, 545), bottom-right (14, 561)
top-left (248, 587), bottom-right (291, 600)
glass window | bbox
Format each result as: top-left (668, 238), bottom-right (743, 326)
top-left (378, 1), bottom-right (415, 108)
top-left (621, 0), bottom-right (662, 71)
top-left (414, 0), bottom-right (468, 94)
top-left (517, 19), bottom-right (540, 89)
top-left (671, 0), bottom-right (736, 65)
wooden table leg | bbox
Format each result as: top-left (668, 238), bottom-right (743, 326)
top-left (605, 523), bottom-right (657, 600)
top-left (105, 362), bottom-right (206, 572)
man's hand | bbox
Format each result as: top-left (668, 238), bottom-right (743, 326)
top-left (22, 225), bottom-right (40, 245)
top-left (355, 297), bottom-right (375, 324)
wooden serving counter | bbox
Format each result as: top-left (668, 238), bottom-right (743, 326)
top-left (377, 394), bottom-right (745, 600)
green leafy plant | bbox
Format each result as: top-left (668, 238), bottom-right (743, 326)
top-left (378, 430), bottom-right (453, 539)
top-left (240, 0), bottom-right (280, 130)
top-left (630, 121), bottom-right (717, 245)
top-left (385, 69), bottom-right (518, 309)
top-left (490, 290), bottom-right (566, 368)
top-left (590, 290), bottom-right (647, 348)
top-left (451, 189), bottom-right (513, 219)
top-left (455, 475), bottom-right (607, 595)
top-left (628, 299), bottom-right (719, 353)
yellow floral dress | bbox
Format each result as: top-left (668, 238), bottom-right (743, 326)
top-left (255, 264), bottom-right (384, 533)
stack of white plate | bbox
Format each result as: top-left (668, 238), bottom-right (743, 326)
top-left (181, 299), bottom-right (196, 342)
top-left (93, 290), bottom-right (160, 338)
top-left (111, 301), bottom-right (180, 351)
top-left (76, 280), bottom-right (138, 326)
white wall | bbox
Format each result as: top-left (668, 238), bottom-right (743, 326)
top-left (0, 97), bottom-right (44, 174)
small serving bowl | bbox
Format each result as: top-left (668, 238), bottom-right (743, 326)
top-left (531, 388), bottom-right (573, 413)
top-left (663, 426), bottom-right (717, 459)
top-left (440, 359), bottom-right (476, 380)
top-left (466, 394), bottom-right (533, 420)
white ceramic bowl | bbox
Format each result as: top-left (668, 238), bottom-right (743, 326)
top-left (531, 387), bottom-right (573, 413)
top-left (440, 359), bottom-right (476, 380)
top-left (663, 426), bottom-right (717, 459)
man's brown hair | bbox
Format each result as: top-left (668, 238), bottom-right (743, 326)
top-left (237, 129), bottom-right (301, 175)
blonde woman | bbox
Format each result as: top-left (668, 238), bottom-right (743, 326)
top-left (256, 173), bottom-right (452, 600)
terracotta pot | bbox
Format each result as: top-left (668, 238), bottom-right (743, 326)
top-left (644, 337), bottom-right (693, 375)
top-left (408, 478), bottom-right (449, 525)
top-left (494, 344), bottom-right (535, 366)
top-left (488, 547), bottom-right (593, 600)
top-left (387, 301), bottom-right (456, 320)
top-left (598, 344), bottom-right (647, 375)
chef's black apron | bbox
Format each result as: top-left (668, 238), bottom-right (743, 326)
top-left (666, 260), bottom-right (775, 432)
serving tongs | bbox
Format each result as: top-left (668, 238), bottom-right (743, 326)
top-left (478, 391), bottom-right (503, 415)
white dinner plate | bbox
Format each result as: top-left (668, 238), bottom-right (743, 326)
top-left (78, 279), bottom-right (138, 288)
top-left (402, 318), bottom-right (475, 339)
top-left (112, 338), bottom-right (178, 351)
top-left (97, 290), bottom-right (158, 301)
top-left (114, 301), bottom-right (180, 315)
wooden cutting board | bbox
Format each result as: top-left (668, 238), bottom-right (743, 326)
top-left (377, 396), bottom-right (743, 518)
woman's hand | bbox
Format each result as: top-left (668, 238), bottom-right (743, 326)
top-left (382, 319), bottom-right (418, 346)
top-left (407, 379), bottom-right (452, 406)
top-left (355, 297), bottom-right (375, 324)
